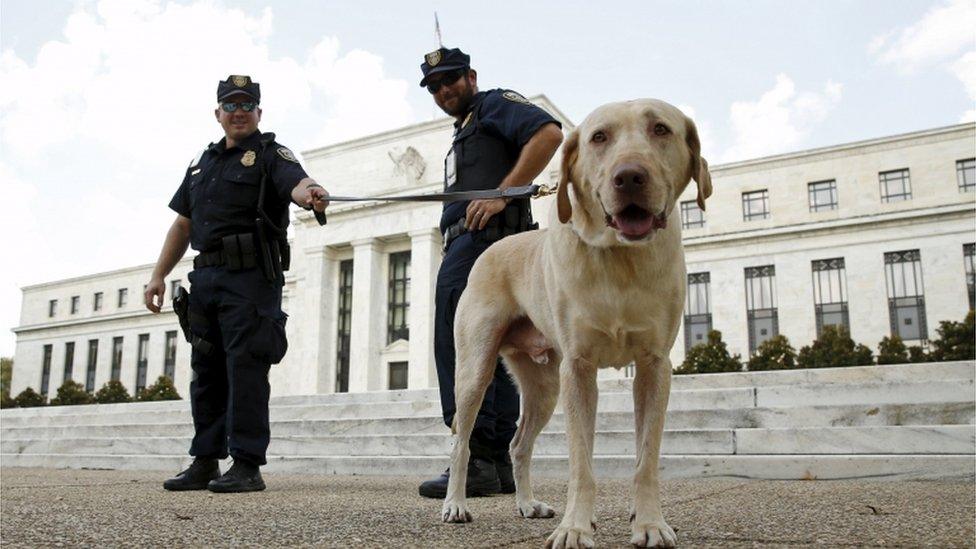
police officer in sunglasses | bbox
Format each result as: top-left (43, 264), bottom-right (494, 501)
top-left (417, 48), bottom-right (564, 499)
top-left (145, 75), bottom-right (329, 493)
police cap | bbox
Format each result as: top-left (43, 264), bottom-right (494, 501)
top-left (419, 47), bottom-right (471, 87)
top-left (217, 75), bottom-right (261, 102)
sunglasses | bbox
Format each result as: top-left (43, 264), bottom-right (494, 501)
top-left (220, 101), bottom-right (259, 113)
top-left (426, 69), bottom-right (466, 94)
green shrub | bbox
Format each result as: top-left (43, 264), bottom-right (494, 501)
top-left (797, 326), bottom-right (873, 368)
top-left (50, 380), bottom-right (95, 406)
top-left (1, 390), bottom-right (14, 409)
top-left (877, 336), bottom-right (910, 365)
top-left (13, 387), bottom-right (47, 407)
top-left (907, 345), bottom-right (928, 363)
top-left (747, 335), bottom-right (798, 371)
top-left (927, 311), bottom-right (975, 361)
top-left (676, 330), bottom-right (742, 374)
top-left (94, 380), bottom-right (132, 404)
top-left (137, 376), bottom-right (181, 401)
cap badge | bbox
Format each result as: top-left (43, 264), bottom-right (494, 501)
top-left (425, 50), bottom-right (442, 67)
top-left (241, 150), bottom-right (256, 167)
top-left (232, 75), bottom-right (250, 87)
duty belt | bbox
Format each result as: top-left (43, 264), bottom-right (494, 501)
top-left (193, 233), bottom-right (259, 270)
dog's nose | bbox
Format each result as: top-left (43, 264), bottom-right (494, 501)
top-left (612, 163), bottom-right (648, 193)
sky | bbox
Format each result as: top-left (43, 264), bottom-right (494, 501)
top-left (1, 0), bottom-right (974, 356)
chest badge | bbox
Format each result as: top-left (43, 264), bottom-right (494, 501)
top-left (241, 150), bottom-right (256, 167)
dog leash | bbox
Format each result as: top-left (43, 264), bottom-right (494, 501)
top-left (309, 183), bottom-right (556, 225)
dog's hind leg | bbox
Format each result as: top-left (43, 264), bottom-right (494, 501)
top-left (504, 351), bottom-right (559, 519)
top-left (630, 355), bottom-right (677, 548)
top-left (441, 301), bottom-right (506, 524)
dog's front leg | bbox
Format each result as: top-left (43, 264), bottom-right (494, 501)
top-left (545, 357), bottom-right (598, 549)
top-left (630, 356), bottom-right (676, 548)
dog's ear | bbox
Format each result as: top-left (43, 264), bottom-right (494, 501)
top-left (684, 116), bottom-right (713, 211)
top-left (557, 128), bottom-right (579, 223)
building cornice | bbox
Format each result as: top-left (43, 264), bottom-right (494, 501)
top-left (20, 257), bottom-right (195, 292)
top-left (12, 309), bottom-right (178, 335)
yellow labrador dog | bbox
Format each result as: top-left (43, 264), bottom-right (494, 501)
top-left (441, 99), bottom-right (711, 548)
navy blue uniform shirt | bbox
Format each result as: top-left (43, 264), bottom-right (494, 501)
top-left (440, 89), bottom-right (560, 226)
top-left (169, 130), bottom-right (308, 251)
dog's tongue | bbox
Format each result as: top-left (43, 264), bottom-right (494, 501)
top-left (613, 214), bottom-right (655, 237)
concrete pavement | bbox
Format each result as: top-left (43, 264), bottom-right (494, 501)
top-left (1, 467), bottom-right (973, 547)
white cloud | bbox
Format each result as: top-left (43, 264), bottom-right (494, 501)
top-left (870, 0), bottom-right (976, 121)
top-left (720, 74), bottom-right (843, 162)
top-left (0, 0), bottom-right (415, 355)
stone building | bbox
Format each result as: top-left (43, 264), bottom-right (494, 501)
top-left (9, 99), bottom-right (974, 400)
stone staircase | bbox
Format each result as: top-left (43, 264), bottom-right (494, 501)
top-left (2, 362), bottom-right (974, 481)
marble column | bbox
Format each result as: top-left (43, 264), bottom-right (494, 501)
top-left (349, 238), bottom-right (384, 392)
top-left (302, 246), bottom-right (339, 395)
top-left (408, 228), bottom-right (442, 389)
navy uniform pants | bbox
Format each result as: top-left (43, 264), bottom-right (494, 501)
top-left (186, 266), bottom-right (287, 466)
top-left (435, 232), bottom-right (520, 455)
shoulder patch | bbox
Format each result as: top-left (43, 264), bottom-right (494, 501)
top-left (502, 91), bottom-right (531, 105)
top-left (276, 147), bottom-right (299, 163)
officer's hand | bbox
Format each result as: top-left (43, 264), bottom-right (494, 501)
top-left (308, 186), bottom-right (330, 213)
top-left (465, 198), bottom-right (507, 231)
top-left (144, 278), bottom-right (166, 314)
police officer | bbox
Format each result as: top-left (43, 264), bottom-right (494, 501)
top-left (417, 48), bottom-right (563, 498)
top-left (145, 75), bottom-right (329, 493)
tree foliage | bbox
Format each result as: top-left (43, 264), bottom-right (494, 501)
top-left (94, 380), bottom-right (132, 404)
top-left (747, 335), bottom-right (798, 371)
top-left (50, 380), bottom-right (95, 406)
top-left (13, 387), bottom-right (47, 407)
top-left (676, 330), bottom-right (742, 374)
top-left (927, 311), bottom-right (975, 361)
top-left (877, 335), bottom-right (910, 365)
top-left (797, 325), bottom-right (873, 368)
top-left (137, 375), bottom-right (181, 401)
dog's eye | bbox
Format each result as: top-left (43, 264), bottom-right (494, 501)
top-left (591, 131), bottom-right (607, 143)
top-left (653, 123), bottom-right (670, 136)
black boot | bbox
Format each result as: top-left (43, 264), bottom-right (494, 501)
top-left (418, 456), bottom-right (501, 499)
top-left (493, 450), bottom-right (515, 494)
top-left (163, 458), bottom-right (220, 491)
top-left (207, 459), bottom-right (265, 493)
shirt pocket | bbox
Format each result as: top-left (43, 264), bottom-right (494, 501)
top-left (221, 166), bottom-right (262, 207)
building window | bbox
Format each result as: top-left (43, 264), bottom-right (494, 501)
top-left (808, 179), bottom-right (838, 212)
top-left (63, 342), bottom-right (75, 383)
top-left (86, 339), bottom-right (98, 392)
top-left (135, 334), bottom-right (149, 394)
top-left (680, 200), bottom-right (705, 229)
top-left (48, 299), bottom-right (57, 318)
top-left (742, 190), bottom-right (770, 221)
top-left (964, 243), bottom-right (975, 311)
top-left (812, 258), bottom-right (849, 336)
top-left (41, 344), bottom-right (52, 396)
top-left (117, 288), bottom-right (128, 308)
top-left (958, 158), bottom-right (975, 193)
top-left (684, 272), bottom-right (712, 352)
top-left (164, 331), bottom-right (178, 381)
top-left (170, 280), bottom-right (181, 298)
top-left (388, 361), bottom-right (408, 390)
top-left (745, 265), bottom-right (778, 354)
top-left (387, 251), bottom-right (411, 344)
top-left (94, 292), bottom-right (103, 312)
top-left (70, 296), bottom-right (80, 315)
top-left (335, 260), bottom-right (353, 393)
top-left (111, 336), bottom-right (124, 382)
top-left (884, 250), bottom-right (927, 341)
top-left (879, 168), bottom-right (911, 202)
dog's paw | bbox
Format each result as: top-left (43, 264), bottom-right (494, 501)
top-left (517, 499), bottom-right (556, 519)
top-left (630, 521), bottom-right (676, 548)
top-left (441, 500), bottom-right (473, 523)
top-left (545, 525), bottom-right (595, 549)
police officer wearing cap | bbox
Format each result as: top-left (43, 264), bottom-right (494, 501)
top-left (417, 48), bottom-right (563, 498)
top-left (145, 75), bottom-right (329, 493)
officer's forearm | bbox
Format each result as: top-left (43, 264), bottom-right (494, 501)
top-left (290, 177), bottom-right (321, 206)
top-left (150, 215), bottom-right (191, 281)
top-left (499, 123), bottom-right (564, 190)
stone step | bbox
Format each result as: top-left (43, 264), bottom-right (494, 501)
top-left (2, 452), bottom-right (972, 481)
top-left (4, 362), bottom-right (972, 421)
top-left (4, 378), bottom-right (971, 428)
top-left (5, 426), bottom-right (971, 458)
top-left (4, 401), bottom-right (972, 440)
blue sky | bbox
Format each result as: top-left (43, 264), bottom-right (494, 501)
top-left (1, 0), bottom-right (974, 355)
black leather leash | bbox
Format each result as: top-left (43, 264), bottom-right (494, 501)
top-left (310, 183), bottom-right (554, 226)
